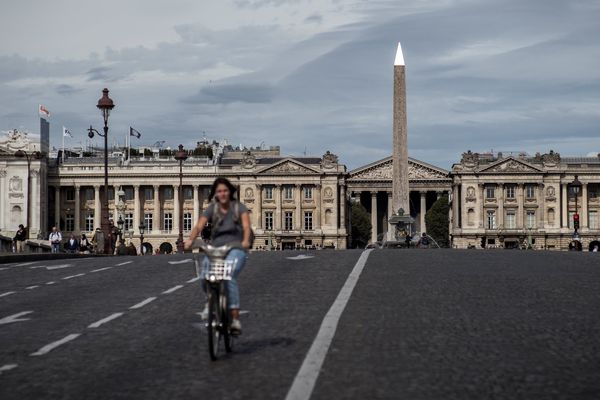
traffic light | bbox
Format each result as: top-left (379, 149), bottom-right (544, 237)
top-left (573, 213), bottom-right (580, 230)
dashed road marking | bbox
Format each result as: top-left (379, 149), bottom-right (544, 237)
top-left (25, 285), bottom-right (40, 290)
top-left (130, 297), bottom-right (157, 309)
top-left (45, 281), bottom-right (56, 285)
top-left (0, 267), bottom-right (9, 271)
top-left (286, 254), bottom-right (315, 260)
top-left (88, 313), bottom-right (124, 328)
top-left (168, 259), bottom-right (193, 265)
top-left (15, 262), bottom-right (38, 267)
top-left (62, 273), bottom-right (86, 280)
top-left (285, 249), bottom-right (373, 400)
top-left (115, 261), bottom-right (133, 266)
top-left (0, 311), bottom-right (33, 325)
top-left (186, 276), bottom-right (200, 283)
top-left (162, 285), bottom-right (184, 294)
top-left (91, 267), bottom-right (113, 273)
top-left (45, 264), bottom-right (74, 270)
top-left (30, 333), bottom-right (81, 356)
top-left (0, 291), bottom-right (16, 298)
top-left (0, 364), bottom-right (18, 374)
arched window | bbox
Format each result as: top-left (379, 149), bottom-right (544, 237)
top-left (467, 208), bottom-right (475, 226)
top-left (548, 208), bottom-right (555, 225)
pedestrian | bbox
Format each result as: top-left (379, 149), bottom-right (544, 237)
top-left (79, 233), bottom-right (91, 253)
top-left (49, 226), bottom-right (62, 253)
top-left (65, 234), bottom-right (79, 253)
top-left (13, 224), bottom-right (27, 253)
top-left (126, 242), bottom-right (137, 256)
top-left (91, 228), bottom-right (105, 254)
top-left (417, 232), bottom-right (430, 248)
top-left (116, 239), bottom-right (128, 256)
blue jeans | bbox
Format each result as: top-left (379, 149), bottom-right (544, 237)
top-left (202, 249), bottom-right (247, 309)
top-left (51, 243), bottom-right (60, 253)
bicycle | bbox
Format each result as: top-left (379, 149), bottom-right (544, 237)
top-left (193, 241), bottom-right (239, 361)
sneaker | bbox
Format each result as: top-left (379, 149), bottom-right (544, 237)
top-left (230, 318), bottom-right (242, 335)
top-left (200, 303), bottom-right (208, 320)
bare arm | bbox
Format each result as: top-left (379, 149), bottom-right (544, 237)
top-left (184, 215), bottom-right (208, 249)
top-left (241, 211), bottom-right (251, 249)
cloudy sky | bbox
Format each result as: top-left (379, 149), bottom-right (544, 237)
top-left (1, 0), bottom-right (599, 169)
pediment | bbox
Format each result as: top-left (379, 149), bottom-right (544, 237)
top-left (257, 159), bottom-right (320, 175)
top-left (348, 156), bottom-right (450, 181)
top-left (478, 157), bottom-right (543, 174)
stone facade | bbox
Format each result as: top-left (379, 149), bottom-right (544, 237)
top-left (450, 151), bottom-right (600, 251)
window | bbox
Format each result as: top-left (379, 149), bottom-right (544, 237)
top-left (589, 184), bottom-right (599, 199)
top-left (183, 186), bottom-right (194, 200)
top-left (589, 211), bottom-right (598, 229)
top-left (284, 186), bottom-right (294, 200)
top-left (65, 214), bottom-right (74, 231)
top-left (284, 211), bottom-right (293, 230)
top-left (144, 213), bottom-right (153, 231)
top-left (85, 212), bottom-right (94, 231)
top-left (505, 211), bottom-right (516, 229)
top-left (526, 185), bottom-right (536, 199)
top-left (66, 188), bottom-right (75, 201)
top-left (547, 208), bottom-right (555, 225)
top-left (506, 185), bottom-right (516, 199)
top-left (264, 187), bottom-right (273, 200)
top-left (164, 212), bottom-right (173, 232)
top-left (184, 212), bottom-right (192, 232)
top-left (526, 211), bottom-right (536, 228)
top-left (164, 187), bottom-right (174, 200)
top-left (486, 210), bottom-right (496, 229)
top-left (107, 187), bottom-right (114, 200)
top-left (123, 187), bottom-right (134, 200)
top-left (124, 213), bottom-right (133, 231)
top-left (304, 187), bottom-right (313, 200)
top-left (467, 208), bottom-right (475, 226)
top-left (144, 187), bottom-right (154, 201)
top-left (265, 211), bottom-right (273, 230)
top-left (304, 211), bottom-right (313, 230)
top-left (568, 211), bottom-right (574, 229)
top-left (486, 186), bottom-right (495, 199)
top-left (85, 188), bottom-right (94, 201)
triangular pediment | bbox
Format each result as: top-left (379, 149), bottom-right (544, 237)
top-left (348, 156), bottom-right (450, 181)
top-left (257, 158), bottom-right (320, 175)
top-left (478, 157), bottom-right (544, 173)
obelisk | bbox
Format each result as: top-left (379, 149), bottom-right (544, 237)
top-left (390, 42), bottom-right (410, 239)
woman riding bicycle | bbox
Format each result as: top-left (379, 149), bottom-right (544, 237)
top-left (184, 177), bottom-right (251, 334)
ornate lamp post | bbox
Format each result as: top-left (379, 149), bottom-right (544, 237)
top-left (174, 144), bottom-right (188, 253)
top-left (87, 88), bottom-right (115, 254)
top-left (14, 150), bottom-right (41, 237)
top-left (138, 222), bottom-right (146, 255)
top-left (571, 175), bottom-right (582, 235)
top-left (117, 215), bottom-right (124, 244)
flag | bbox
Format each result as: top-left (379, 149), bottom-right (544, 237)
top-left (62, 126), bottom-right (73, 138)
top-left (130, 127), bottom-right (141, 139)
top-left (39, 104), bottom-right (50, 118)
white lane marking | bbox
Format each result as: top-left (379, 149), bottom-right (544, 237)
top-left (0, 311), bottom-right (33, 325)
top-left (25, 285), bottom-right (40, 290)
top-left (0, 291), bottom-right (16, 298)
top-left (186, 276), bottom-right (200, 283)
top-left (88, 313), bottom-right (124, 328)
top-left (286, 254), bottom-right (315, 260)
top-left (30, 333), bottom-right (81, 356)
top-left (45, 281), bottom-right (56, 285)
top-left (62, 273), bottom-right (86, 280)
top-left (162, 285), bottom-right (184, 294)
top-left (91, 267), bottom-right (112, 273)
top-left (0, 364), bottom-right (18, 374)
top-left (168, 259), bottom-right (193, 265)
top-left (15, 262), bottom-right (38, 267)
top-left (0, 267), bottom-right (8, 271)
top-left (285, 249), bottom-right (373, 400)
top-left (239, 310), bottom-right (250, 315)
top-left (129, 297), bottom-right (157, 309)
top-left (46, 264), bottom-right (74, 270)
top-left (115, 261), bottom-right (133, 266)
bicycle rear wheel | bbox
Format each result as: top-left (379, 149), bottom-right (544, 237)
top-left (207, 287), bottom-right (221, 361)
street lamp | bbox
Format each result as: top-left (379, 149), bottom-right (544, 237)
top-left (14, 150), bottom-right (41, 238)
top-left (138, 222), bottom-right (146, 255)
top-left (87, 88), bottom-right (115, 254)
top-left (117, 215), bottom-right (124, 243)
top-left (174, 144), bottom-right (188, 253)
top-left (571, 175), bottom-right (582, 234)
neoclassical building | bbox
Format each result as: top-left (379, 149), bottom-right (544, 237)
top-left (450, 150), bottom-right (600, 250)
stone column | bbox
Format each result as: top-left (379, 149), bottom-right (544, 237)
top-left (74, 185), bottom-right (81, 233)
top-left (371, 191), bottom-right (378, 243)
top-left (153, 185), bottom-right (161, 234)
top-left (0, 169), bottom-right (5, 231)
top-left (582, 183), bottom-right (588, 228)
top-left (538, 183), bottom-right (545, 229)
top-left (295, 184), bottom-right (302, 230)
top-left (30, 170), bottom-right (39, 234)
top-left (133, 185), bottom-right (140, 232)
top-left (497, 183), bottom-right (504, 229)
top-left (193, 185), bottom-right (200, 223)
top-left (113, 186), bottom-right (119, 221)
top-left (392, 43), bottom-right (410, 222)
top-left (315, 184), bottom-right (322, 230)
top-left (517, 184), bottom-right (524, 229)
top-left (255, 184), bottom-right (262, 229)
top-left (173, 184), bottom-right (179, 233)
top-left (479, 184), bottom-right (485, 228)
top-left (339, 184), bottom-right (346, 231)
top-left (94, 185), bottom-right (101, 230)
top-left (561, 183), bottom-right (568, 228)
top-left (274, 184), bottom-right (282, 230)
top-left (55, 186), bottom-right (62, 228)
top-left (452, 184), bottom-right (459, 229)
top-left (420, 191), bottom-right (427, 233)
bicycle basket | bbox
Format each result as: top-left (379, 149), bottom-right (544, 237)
top-left (204, 260), bottom-right (234, 281)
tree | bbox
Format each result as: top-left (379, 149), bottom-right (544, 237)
top-left (350, 202), bottom-right (371, 249)
top-left (425, 195), bottom-right (450, 247)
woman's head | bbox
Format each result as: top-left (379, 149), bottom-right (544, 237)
top-left (210, 177), bottom-right (237, 204)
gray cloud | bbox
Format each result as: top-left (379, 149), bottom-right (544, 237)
top-left (304, 13), bottom-right (323, 24)
top-left (184, 82), bottom-right (275, 104)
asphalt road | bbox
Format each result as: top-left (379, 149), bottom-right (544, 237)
top-left (1, 250), bottom-right (599, 399)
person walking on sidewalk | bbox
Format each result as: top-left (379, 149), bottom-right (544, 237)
top-left (13, 224), bottom-right (27, 253)
top-left (49, 226), bottom-right (62, 253)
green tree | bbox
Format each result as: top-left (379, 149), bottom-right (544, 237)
top-left (425, 195), bottom-right (450, 247)
top-left (350, 202), bottom-right (372, 248)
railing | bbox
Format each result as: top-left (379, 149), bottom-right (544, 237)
top-left (0, 234), bottom-right (13, 253)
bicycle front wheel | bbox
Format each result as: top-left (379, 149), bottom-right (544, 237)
top-left (221, 283), bottom-right (233, 353)
top-left (207, 287), bottom-right (221, 361)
